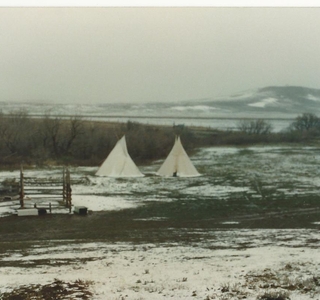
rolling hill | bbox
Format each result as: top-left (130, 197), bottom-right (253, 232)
top-left (195, 85), bottom-right (320, 118)
top-left (1, 86), bottom-right (320, 119)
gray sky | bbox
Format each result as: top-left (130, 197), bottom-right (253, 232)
top-left (1, 7), bottom-right (320, 104)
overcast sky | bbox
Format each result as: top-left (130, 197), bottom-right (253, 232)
top-left (1, 7), bottom-right (320, 103)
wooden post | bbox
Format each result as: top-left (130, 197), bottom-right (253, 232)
top-left (66, 168), bottom-right (72, 210)
top-left (66, 168), bottom-right (69, 208)
top-left (49, 202), bottom-right (52, 213)
top-left (62, 167), bottom-right (66, 203)
top-left (19, 165), bottom-right (24, 208)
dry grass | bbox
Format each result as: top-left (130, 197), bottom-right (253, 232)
top-left (0, 279), bottom-right (93, 300)
top-left (257, 290), bottom-right (290, 300)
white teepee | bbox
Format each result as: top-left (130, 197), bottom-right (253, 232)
top-left (96, 136), bottom-right (144, 177)
top-left (157, 136), bottom-right (200, 177)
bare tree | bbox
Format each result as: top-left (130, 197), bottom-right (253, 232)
top-left (237, 119), bottom-right (273, 135)
top-left (40, 115), bottom-right (62, 156)
top-left (63, 116), bottom-right (85, 154)
top-left (0, 109), bottom-right (32, 154)
top-left (290, 113), bottom-right (320, 131)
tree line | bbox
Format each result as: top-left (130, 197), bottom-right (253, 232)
top-left (233, 113), bottom-right (320, 144)
top-left (0, 110), bottom-right (319, 167)
top-left (0, 111), bottom-right (196, 167)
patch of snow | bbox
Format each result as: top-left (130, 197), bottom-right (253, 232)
top-left (72, 195), bottom-right (139, 211)
top-left (306, 94), bottom-right (320, 101)
top-left (220, 221), bottom-right (240, 225)
top-left (182, 184), bottom-right (250, 197)
top-left (1, 231), bottom-right (320, 299)
top-left (248, 97), bottom-right (278, 108)
top-left (196, 147), bottom-right (239, 158)
top-left (133, 217), bottom-right (168, 221)
top-left (0, 200), bottom-right (20, 217)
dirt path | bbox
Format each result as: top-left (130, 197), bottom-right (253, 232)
top-left (0, 205), bottom-right (320, 245)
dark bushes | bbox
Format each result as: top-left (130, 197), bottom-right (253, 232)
top-left (286, 113), bottom-right (320, 142)
top-left (290, 113), bottom-right (320, 132)
top-left (0, 278), bottom-right (93, 300)
top-left (237, 119), bottom-right (273, 135)
top-left (0, 111), bottom-right (319, 167)
top-left (0, 113), bottom-right (191, 167)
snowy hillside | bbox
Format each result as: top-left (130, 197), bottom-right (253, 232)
top-left (1, 86), bottom-right (319, 120)
top-left (197, 86), bottom-right (320, 118)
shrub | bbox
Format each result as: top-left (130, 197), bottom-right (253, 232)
top-left (0, 278), bottom-right (93, 300)
top-left (290, 113), bottom-right (320, 132)
top-left (237, 119), bottom-right (273, 135)
top-left (257, 290), bottom-right (290, 300)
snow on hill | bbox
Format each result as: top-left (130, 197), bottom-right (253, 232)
top-left (196, 86), bottom-right (320, 118)
top-left (1, 86), bottom-right (319, 119)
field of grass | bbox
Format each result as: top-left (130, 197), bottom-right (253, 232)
top-left (1, 145), bottom-right (320, 243)
top-left (1, 145), bottom-right (320, 299)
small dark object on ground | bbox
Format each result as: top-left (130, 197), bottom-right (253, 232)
top-left (38, 208), bottom-right (47, 216)
top-left (74, 206), bottom-right (88, 215)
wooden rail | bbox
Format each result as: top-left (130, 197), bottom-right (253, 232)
top-left (19, 166), bottom-right (72, 213)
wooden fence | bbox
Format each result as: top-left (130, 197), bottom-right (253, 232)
top-left (19, 166), bottom-right (72, 213)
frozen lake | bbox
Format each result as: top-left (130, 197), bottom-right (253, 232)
top-left (80, 116), bottom-right (293, 132)
top-left (1, 100), bottom-right (294, 132)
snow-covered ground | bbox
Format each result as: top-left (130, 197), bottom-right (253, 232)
top-left (0, 232), bottom-right (319, 299)
top-left (1, 146), bottom-right (320, 299)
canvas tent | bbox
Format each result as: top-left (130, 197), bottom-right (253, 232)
top-left (157, 136), bottom-right (200, 177)
top-left (96, 136), bottom-right (144, 177)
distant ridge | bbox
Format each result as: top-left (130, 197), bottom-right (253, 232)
top-left (196, 85), bottom-right (320, 118)
top-left (1, 85), bottom-right (320, 119)
top-left (258, 85), bottom-right (320, 96)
